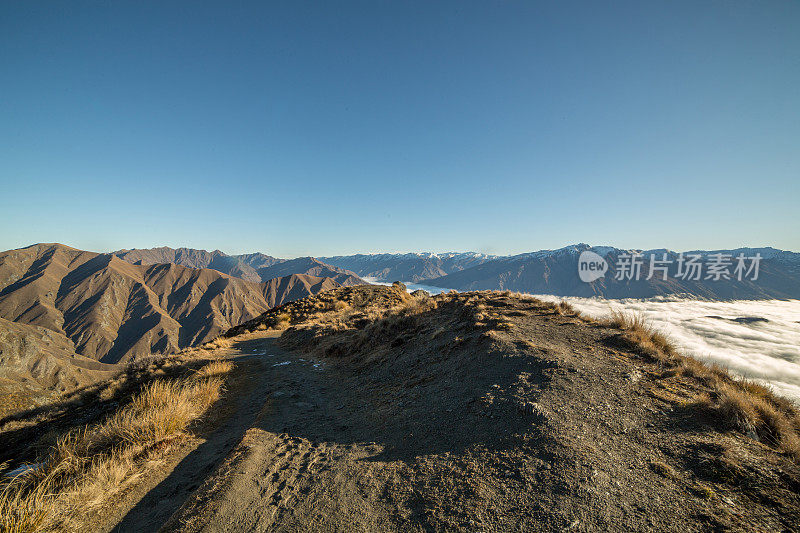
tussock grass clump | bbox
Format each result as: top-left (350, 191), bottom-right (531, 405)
top-left (256, 312), bottom-right (294, 330)
top-left (602, 310), bottom-right (678, 362)
top-left (649, 460), bottom-right (678, 480)
top-left (93, 377), bottom-right (223, 448)
top-left (708, 381), bottom-right (800, 459)
top-left (601, 309), bottom-right (800, 461)
top-left (0, 464), bottom-right (61, 533)
top-left (554, 300), bottom-right (577, 316)
top-left (201, 337), bottom-right (232, 351)
top-left (275, 312), bottom-right (292, 329)
top-left (690, 481), bottom-right (716, 500)
top-left (388, 295), bottom-right (436, 317)
top-left (194, 360), bottom-right (234, 379)
top-left (0, 361), bottom-right (232, 532)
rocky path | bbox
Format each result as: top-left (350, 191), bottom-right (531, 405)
top-left (99, 292), bottom-right (800, 532)
top-left (102, 334), bottom-right (288, 532)
top-left (161, 333), bottom-right (399, 533)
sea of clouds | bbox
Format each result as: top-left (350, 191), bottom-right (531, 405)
top-left (532, 295), bottom-right (800, 402)
top-left (367, 278), bottom-right (800, 402)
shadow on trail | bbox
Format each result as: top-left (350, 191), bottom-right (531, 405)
top-left (116, 311), bottom-right (555, 530)
top-left (112, 338), bottom-right (280, 533)
top-left (247, 307), bottom-right (556, 463)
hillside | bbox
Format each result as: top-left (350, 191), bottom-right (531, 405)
top-left (115, 246), bottom-right (366, 286)
top-left (425, 244), bottom-right (800, 299)
top-left (114, 245), bottom-right (800, 299)
top-left (0, 244), bottom-right (340, 364)
top-left (254, 256), bottom-right (365, 286)
top-left (1, 285), bottom-right (799, 531)
top-left (198, 287), bottom-right (800, 531)
top-left (114, 247), bottom-right (284, 283)
top-left (0, 318), bottom-right (119, 416)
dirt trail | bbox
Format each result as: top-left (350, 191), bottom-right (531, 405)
top-left (103, 335), bottom-right (285, 532)
top-left (162, 334), bottom-right (402, 532)
top-left (101, 289), bottom-right (799, 532)
top-left (106, 331), bottom-right (393, 532)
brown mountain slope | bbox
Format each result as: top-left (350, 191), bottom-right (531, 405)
top-left (114, 248), bottom-right (366, 287)
top-left (254, 256), bottom-right (366, 286)
top-left (0, 243), bottom-right (97, 332)
top-left (172, 286), bottom-right (797, 532)
top-left (0, 318), bottom-right (119, 416)
top-left (0, 244), bottom-right (340, 364)
top-left (113, 247), bottom-right (284, 283)
top-left (1, 287), bottom-right (798, 531)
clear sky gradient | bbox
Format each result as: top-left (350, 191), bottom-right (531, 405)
top-left (1, 1), bottom-right (798, 257)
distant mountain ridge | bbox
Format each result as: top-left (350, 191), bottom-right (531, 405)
top-left (114, 247), bottom-right (365, 286)
top-left (319, 252), bottom-right (497, 282)
top-left (423, 244), bottom-right (800, 299)
top-left (115, 245), bottom-right (800, 299)
top-left (114, 247), bottom-right (284, 283)
top-left (254, 257), bottom-right (364, 287)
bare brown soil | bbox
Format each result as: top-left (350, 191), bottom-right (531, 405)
top-left (0, 242), bottom-right (339, 406)
top-left (4, 285), bottom-right (798, 531)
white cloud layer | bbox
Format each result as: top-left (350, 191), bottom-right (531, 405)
top-left (371, 278), bottom-right (800, 402)
top-left (532, 295), bottom-right (800, 402)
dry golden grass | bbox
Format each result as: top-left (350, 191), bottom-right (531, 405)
top-left (389, 296), bottom-right (436, 317)
top-left (690, 481), bottom-right (716, 500)
top-left (201, 337), bottom-right (232, 351)
top-left (260, 312), bottom-right (294, 330)
top-left (92, 378), bottom-right (222, 449)
top-left (554, 300), bottom-right (577, 316)
top-left (649, 460), bottom-right (679, 480)
top-left (98, 380), bottom-right (122, 402)
top-left (193, 360), bottom-right (234, 379)
top-left (710, 381), bottom-right (800, 459)
top-left (0, 361), bottom-right (232, 532)
top-left (601, 310), bottom-right (678, 362)
top-left (602, 309), bottom-right (800, 461)
top-left (0, 463), bottom-right (62, 533)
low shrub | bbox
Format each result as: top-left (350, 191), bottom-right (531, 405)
top-left (0, 361), bottom-right (231, 531)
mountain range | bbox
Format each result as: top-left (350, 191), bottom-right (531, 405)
top-left (320, 246), bottom-right (799, 300)
top-left (248, 257), bottom-right (364, 287)
top-left (103, 244), bottom-right (800, 299)
top-left (114, 247), bottom-right (364, 285)
top-left (0, 244), bottom-right (340, 365)
top-left (2, 240), bottom-right (799, 405)
top-left (423, 244), bottom-right (800, 299)
top-left (319, 252), bottom-right (496, 282)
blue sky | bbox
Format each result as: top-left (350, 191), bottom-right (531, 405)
top-left (1, 1), bottom-right (798, 257)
